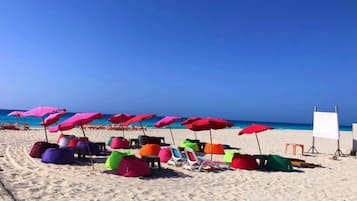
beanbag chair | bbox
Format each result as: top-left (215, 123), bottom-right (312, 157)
top-left (58, 135), bottom-right (76, 148)
top-left (110, 137), bottom-right (130, 149)
top-left (180, 140), bottom-right (199, 152)
top-left (231, 154), bottom-right (258, 170)
top-left (107, 136), bottom-right (115, 146)
top-left (266, 155), bottom-right (293, 172)
top-left (41, 147), bottom-right (75, 164)
top-left (223, 150), bottom-right (240, 163)
top-left (67, 138), bottom-right (78, 147)
top-left (204, 143), bottom-right (225, 155)
top-left (105, 151), bottom-right (135, 170)
top-left (139, 144), bottom-right (161, 156)
top-left (29, 141), bottom-right (59, 158)
top-left (117, 156), bottom-right (150, 177)
top-left (76, 141), bottom-right (100, 156)
top-left (158, 147), bottom-right (172, 163)
top-left (57, 134), bottom-right (66, 144)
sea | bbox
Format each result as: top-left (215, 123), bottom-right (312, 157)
top-left (0, 109), bottom-right (352, 131)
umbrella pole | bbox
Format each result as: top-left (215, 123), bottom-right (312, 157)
top-left (169, 126), bottom-right (175, 145)
top-left (42, 117), bottom-right (48, 143)
top-left (140, 122), bottom-right (146, 136)
top-left (80, 125), bottom-right (86, 137)
top-left (81, 125), bottom-right (94, 169)
top-left (209, 129), bottom-right (213, 160)
top-left (121, 123), bottom-right (125, 138)
top-left (255, 132), bottom-right (262, 154)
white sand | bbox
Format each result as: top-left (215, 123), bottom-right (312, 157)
top-left (1, 128), bottom-right (357, 201)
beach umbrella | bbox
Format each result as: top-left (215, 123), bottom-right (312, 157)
top-left (108, 113), bottom-right (134, 137)
top-left (238, 124), bottom-right (273, 154)
top-left (21, 106), bottom-right (66, 142)
top-left (154, 116), bottom-right (182, 145)
top-left (49, 112), bottom-right (104, 137)
top-left (123, 114), bottom-right (156, 136)
top-left (181, 117), bottom-right (201, 139)
top-left (187, 117), bottom-right (234, 159)
top-left (41, 111), bottom-right (67, 127)
top-left (8, 111), bottom-right (24, 126)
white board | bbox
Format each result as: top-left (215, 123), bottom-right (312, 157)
top-left (313, 111), bottom-right (339, 140)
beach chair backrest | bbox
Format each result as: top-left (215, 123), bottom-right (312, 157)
top-left (170, 146), bottom-right (182, 160)
top-left (185, 148), bottom-right (198, 164)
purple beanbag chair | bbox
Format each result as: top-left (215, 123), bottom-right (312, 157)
top-left (76, 141), bottom-right (100, 156)
top-left (158, 147), bottom-right (172, 163)
top-left (231, 154), bottom-right (258, 170)
top-left (41, 148), bottom-right (75, 164)
top-left (110, 137), bottom-right (130, 149)
top-left (117, 156), bottom-right (151, 177)
top-left (29, 141), bottom-right (59, 158)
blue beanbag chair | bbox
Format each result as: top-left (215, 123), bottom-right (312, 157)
top-left (76, 141), bottom-right (100, 156)
top-left (41, 148), bottom-right (75, 164)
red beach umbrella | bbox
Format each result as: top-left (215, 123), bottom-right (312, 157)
top-left (21, 106), bottom-right (66, 142)
top-left (181, 117), bottom-right (201, 139)
top-left (108, 113), bottom-right (134, 137)
top-left (187, 117), bottom-right (234, 159)
top-left (123, 114), bottom-right (156, 135)
top-left (154, 116), bottom-right (182, 145)
top-left (238, 124), bottom-right (273, 154)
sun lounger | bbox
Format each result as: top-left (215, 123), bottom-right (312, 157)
top-left (183, 148), bottom-right (230, 171)
top-left (167, 146), bottom-right (186, 166)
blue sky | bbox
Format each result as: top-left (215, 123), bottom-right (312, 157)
top-left (1, 1), bottom-right (356, 124)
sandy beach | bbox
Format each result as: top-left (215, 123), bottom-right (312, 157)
top-left (1, 128), bottom-right (356, 201)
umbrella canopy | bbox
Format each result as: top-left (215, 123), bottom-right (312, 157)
top-left (180, 117), bottom-right (201, 125)
top-left (20, 106), bottom-right (66, 142)
top-left (41, 111), bottom-right (66, 127)
top-left (108, 113), bottom-right (134, 138)
top-left (238, 124), bottom-right (273, 154)
top-left (108, 114), bottom-right (134, 124)
top-left (8, 111), bottom-right (24, 117)
top-left (21, 106), bottom-right (65, 118)
top-left (49, 112), bottom-right (104, 136)
top-left (181, 117), bottom-right (201, 139)
top-left (187, 117), bottom-right (234, 159)
top-left (123, 114), bottom-right (156, 135)
top-left (154, 116), bottom-right (182, 145)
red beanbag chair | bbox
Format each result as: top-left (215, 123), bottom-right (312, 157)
top-left (231, 154), bottom-right (258, 170)
top-left (110, 137), bottom-right (130, 149)
top-left (139, 144), bottom-right (161, 156)
top-left (29, 141), bottom-right (59, 158)
top-left (158, 147), bottom-right (172, 163)
top-left (117, 156), bottom-right (151, 177)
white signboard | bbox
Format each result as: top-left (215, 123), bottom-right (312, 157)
top-left (313, 112), bottom-right (339, 140)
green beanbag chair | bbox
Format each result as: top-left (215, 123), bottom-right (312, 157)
top-left (223, 150), bottom-right (240, 163)
top-left (105, 151), bottom-right (135, 170)
top-left (266, 154), bottom-right (293, 172)
top-left (180, 140), bottom-right (199, 152)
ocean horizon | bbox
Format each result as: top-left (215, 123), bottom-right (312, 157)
top-left (0, 109), bottom-right (352, 131)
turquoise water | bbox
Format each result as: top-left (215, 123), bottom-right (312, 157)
top-left (0, 109), bottom-right (352, 131)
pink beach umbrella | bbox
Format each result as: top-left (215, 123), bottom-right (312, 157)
top-left (8, 111), bottom-right (24, 117)
top-left (41, 111), bottom-right (67, 127)
top-left (21, 106), bottom-right (66, 142)
top-left (49, 112), bottom-right (104, 137)
top-left (181, 117), bottom-right (201, 139)
top-left (108, 113), bottom-right (134, 138)
top-left (123, 114), bottom-right (156, 136)
top-left (154, 116), bottom-right (182, 145)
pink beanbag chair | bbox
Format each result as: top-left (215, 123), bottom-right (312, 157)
top-left (231, 154), bottom-right (258, 170)
top-left (117, 156), bottom-right (151, 177)
top-left (139, 144), bottom-right (161, 156)
top-left (158, 147), bottom-right (172, 163)
top-left (110, 137), bottom-right (130, 149)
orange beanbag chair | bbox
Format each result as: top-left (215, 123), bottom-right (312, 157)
top-left (139, 144), bottom-right (161, 156)
top-left (204, 143), bottom-right (225, 155)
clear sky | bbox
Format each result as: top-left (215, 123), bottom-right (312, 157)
top-left (1, 1), bottom-right (356, 125)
